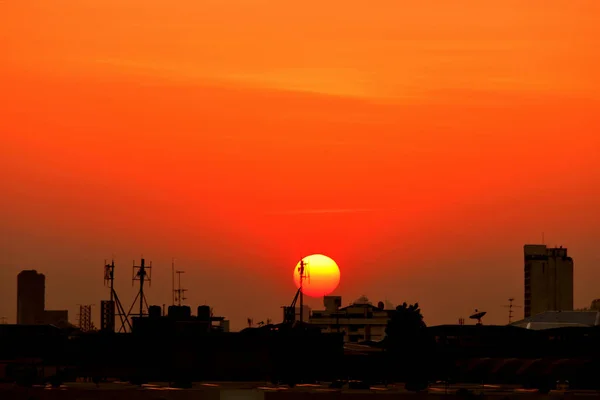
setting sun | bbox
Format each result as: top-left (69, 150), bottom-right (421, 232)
top-left (293, 254), bottom-right (341, 298)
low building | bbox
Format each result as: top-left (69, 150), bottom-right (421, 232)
top-left (309, 295), bottom-right (394, 343)
top-left (132, 305), bottom-right (230, 335)
top-left (42, 310), bottom-right (69, 327)
top-left (511, 310), bottom-right (600, 330)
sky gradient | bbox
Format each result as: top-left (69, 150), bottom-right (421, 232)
top-left (1, 0), bottom-right (599, 330)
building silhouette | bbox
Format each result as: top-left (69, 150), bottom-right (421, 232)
top-left (309, 295), bottom-right (394, 343)
top-left (512, 310), bottom-right (600, 330)
top-left (16, 270), bottom-right (69, 326)
top-left (524, 244), bottom-right (573, 318)
top-left (17, 270), bottom-right (46, 324)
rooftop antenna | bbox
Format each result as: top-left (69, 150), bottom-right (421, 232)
top-left (469, 309), bottom-right (487, 325)
top-left (282, 257), bottom-right (310, 325)
top-left (298, 258), bottom-right (310, 323)
top-left (174, 270), bottom-right (188, 306)
top-left (502, 298), bottom-right (522, 324)
top-left (126, 257), bottom-right (152, 321)
top-left (171, 258), bottom-right (175, 306)
top-left (103, 259), bottom-right (131, 332)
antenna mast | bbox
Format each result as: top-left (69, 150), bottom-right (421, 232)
top-left (125, 258), bottom-right (152, 321)
top-left (282, 258), bottom-right (311, 325)
top-left (171, 258), bottom-right (175, 306)
top-left (502, 298), bottom-right (522, 324)
top-left (298, 258), bottom-right (309, 323)
top-left (174, 270), bottom-right (188, 306)
top-left (103, 260), bottom-right (131, 332)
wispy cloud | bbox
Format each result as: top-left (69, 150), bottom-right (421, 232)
top-left (268, 208), bottom-right (388, 215)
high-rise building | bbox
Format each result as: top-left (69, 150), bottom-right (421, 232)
top-left (17, 270), bottom-right (46, 325)
top-left (524, 244), bottom-right (574, 318)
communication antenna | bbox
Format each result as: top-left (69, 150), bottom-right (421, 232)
top-left (502, 298), bottom-right (522, 324)
top-left (469, 309), bottom-right (487, 325)
top-left (103, 259), bottom-right (131, 332)
top-left (174, 270), bottom-right (188, 306)
top-left (171, 258), bottom-right (176, 306)
top-left (282, 257), bottom-right (311, 325)
top-left (125, 258), bottom-right (152, 320)
top-left (298, 258), bottom-right (309, 323)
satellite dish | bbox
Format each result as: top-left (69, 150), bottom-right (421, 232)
top-left (469, 309), bottom-right (487, 325)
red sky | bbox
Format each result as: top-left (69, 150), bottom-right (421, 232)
top-left (1, 1), bottom-right (599, 330)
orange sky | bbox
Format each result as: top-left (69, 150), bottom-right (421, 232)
top-left (1, 1), bottom-right (599, 330)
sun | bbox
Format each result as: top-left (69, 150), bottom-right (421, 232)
top-left (293, 254), bottom-right (341, 298)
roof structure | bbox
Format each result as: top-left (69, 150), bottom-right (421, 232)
top-left (343, 343), bottom-right (384, 355)
top-left (339, 303), bottom-right (382, 311)
top-left (511, 311), bottom-right (600, 330)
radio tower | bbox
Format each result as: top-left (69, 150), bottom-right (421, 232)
top-left (502, 298), bottom-right (522, 324)
top-left (126, 258), bottom-right (152, 320)
top-left (77, 304), bottom-right (94, 332)
top-left (103, 260), bottom-right (131, 332)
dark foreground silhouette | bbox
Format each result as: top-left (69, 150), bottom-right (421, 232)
top-left (2, 303), bottom-right (600, 392)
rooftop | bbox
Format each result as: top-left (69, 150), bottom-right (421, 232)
top-left (511, 311), bottom-right (600, 330)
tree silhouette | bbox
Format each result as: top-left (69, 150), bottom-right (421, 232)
top-left (385, 303), bottom-right (426, 345)
top-left (385, 302), bottom-right (432, 391)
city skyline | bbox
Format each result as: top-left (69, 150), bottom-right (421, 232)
top-left (1, 1), bottom-right (600, 331)
top-left (2, 242), bottom-right (597, 330)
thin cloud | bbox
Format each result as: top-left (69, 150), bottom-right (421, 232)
top-left (269, 208), bottom-right (386, 215)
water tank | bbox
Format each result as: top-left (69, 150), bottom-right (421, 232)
top-left (197, 305), bottom-right (211, 321)
top-left (377, 301), bottom-right (385, 310)
top-left (149, 305), bottom-right (162, 318)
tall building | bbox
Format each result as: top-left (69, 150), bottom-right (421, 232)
top-left (524, 244), bottom-right (574, 318)
top-left (17, 270), bottom-right (46, 325)
top-left (16, 270), bottom-right (69, 327)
